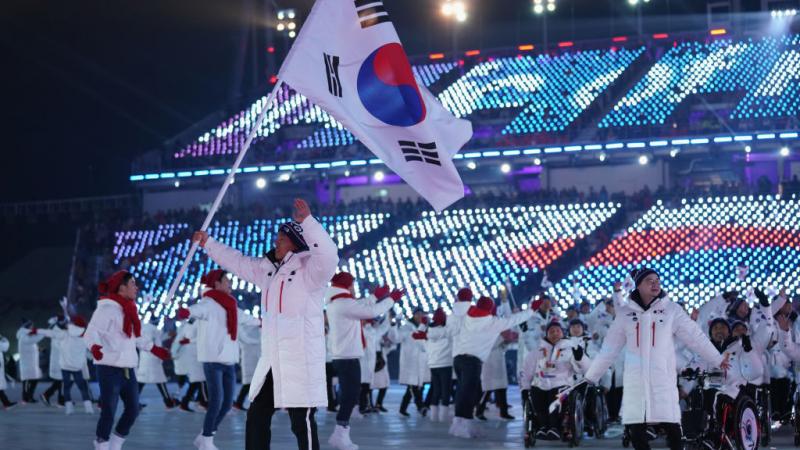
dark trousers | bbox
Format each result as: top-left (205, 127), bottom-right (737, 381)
top-left (453, 354), bottom-right (482, 419)
top-left (771, 377), bottom-right (792, 419)
top-left (62, 370), bottom-right (90, 402)
top-left (236, 384), bottom-right (251, 407)
top-left (628, 423), bottom-right (682, 450)
top-left (429, 366), bottom-right (453, 406)
top-left (400, 385), bottom-right (424, 413)
top-left (96, 365), bottom-right (139, 441)
top-left (607, 386), bottom-right (623, 421)
top-left (43, 379), bottom-right (64, 404)
top-left (181, 381), bottom-right (207, 408)
top-left (203, 362), bottom-right (236, 436)
top-left (531, 386), bottom-right (561, 429)
top-left (138, 382), bottom-right (174, 407)
top-left (332, 359), bottom-right (360, 426)
top-left (0, 390), bottom-right (12, 406)
top-left (325, 362), bottom-right (337, 409)
top-left (375, 388), bottom-right (387, 406)
top-left (245, 371), bottom-right (319, 450)
top-left (22, 380), bottom-right (38, 402)
top-left (358, 383), bottom-right (371, 412)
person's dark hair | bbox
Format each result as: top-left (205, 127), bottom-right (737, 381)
top-left (117, 273), bottom-right (135, 292)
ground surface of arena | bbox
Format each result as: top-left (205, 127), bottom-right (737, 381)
top-left (0, 384), bottom-right (795, 449)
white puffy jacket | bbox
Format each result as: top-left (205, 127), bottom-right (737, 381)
top-left (325, 287), bottom-right (394, 360)
top-left (204, 215), bottom-right (338, 407)
top-left (696, 338), bottom-right (763, 399)
top-left (481, 337), bottom-right (509, 391)
top-left (454, 309), bottom-right (533, 362)
top-left (239, 323), bottom-right (261, 385)
top-left (56, 324), bottom-right (89, 372)
top-left (391, 322), bottom-right (427, 386)
top-left (171, 321), bottom-right (205, 382)
top-left (360, 319), bottom-right (390, 383)
top-left (39, 327), bottom-right (64, 380)
top-left (584, 293), bottom-right (724, 425)
top-left (17, 327), bottom-right (45, 380)
top-left (83, 298), bottom-right (153, 369)
top-left (137, 323), bottom-right (168, 384)
top-left (0, 336), bottom-right (9, 390)
top-left (423, 324), bottom-right (453, 369)
top-left (188, 295), bottom-right (259, 365)
top-left (521, 337), bottom-right (591, 391)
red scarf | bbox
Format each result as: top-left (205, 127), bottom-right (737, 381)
top-left (205, 289), bottom-right (238, 341)
top-left (329, 292), bottom-right (366, 348)
top-left (103, 293), bottom-right (142, 338)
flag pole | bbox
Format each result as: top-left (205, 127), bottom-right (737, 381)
top-left (163, 79), bottom-right (284, 307)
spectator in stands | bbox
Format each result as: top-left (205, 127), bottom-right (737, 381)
top-left (176, 269), bottom-right (260, 450)
top-left (582, 268), bottom-right (730, 450)
top-left (192, 198), bottom-right (339, 450)
top-left (84, 271), bottom-right (171, 450)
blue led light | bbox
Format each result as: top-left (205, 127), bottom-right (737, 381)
top-left (350, 160), bottom-right (367, 166)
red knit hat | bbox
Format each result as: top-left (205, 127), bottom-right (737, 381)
top-left (476, 296), bottom-right (496, 315)
top-left (331, 272), bottom-right (355, 289)
top-left (201, 269), bottom-right (227, 288)
top-left (71, 316), bottom-right (88, 328)
top-left (98, 271), bottom-right (131, 296)
top-left (457, 288), bottom-right (473, 302)
top-left (432, 308), bottom-right (447, 326)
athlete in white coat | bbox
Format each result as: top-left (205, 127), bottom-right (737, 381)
top-left (371, 322), bottom-right (395, 412)
top-left (234, 321), bottom-right (261, 411)
top-left (325, 271), bottom-right (401, 450)
top-left (450, 296), bottom-right (533, 439)
top-left (192, 198), bottom-right (338, 450)
top-left (50, 316), bottom-right (95, 415)
top-left (413, 307), bottom-right (453, 422)
top-left (172, 318), bottom-right (207, 412)
top-left (84, 271), bottom-right (171, 450)
top-left (521, 321), bottom-right (591, 441)
top-left (359, 317), bottom-right (390, 415)
top-left (583, 268), bottom-right (730, 450)
top-left (476, 299), bottom-right (515, 421)
top-left (0, 334), bottom-right (16, 409)
top-left (136, 318), bottom-right (176, 410)
top-left (17, 319), bottom-right (45, 403)
top-left (390, 308), bottom-right (428, 417)
top-left (39, 316), bottom-right (67, 407)
top-left (177, 268), bottom-right (261, 449)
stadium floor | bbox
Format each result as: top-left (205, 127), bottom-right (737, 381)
top-left (0, 383), bottom-right (795, 449)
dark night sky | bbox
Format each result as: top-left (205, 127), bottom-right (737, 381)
top-left (1, 0), bottom-right (752, 203)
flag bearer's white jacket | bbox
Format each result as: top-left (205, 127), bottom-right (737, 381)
top-left (83, 298), bottom-right (153, 369)
top-left (454, 309), bottom-right (533, 362)
top-left (171, 321), bottom-right (205, 382)
top-left (521, 337), bottom-right (591, 391)
top-left (203, 215), bottom-right (338, 407)
top-left (325, 287), bottom-right (394, 360)
top-left (584, 292), bottom-right (723, 425)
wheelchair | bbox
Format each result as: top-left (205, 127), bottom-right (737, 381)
top-left (583, 384), bottom-right (608, 438)
top-left (742, 384), bottom-right (770, 447)
top-left (523, 386), bottom-right (585, 448)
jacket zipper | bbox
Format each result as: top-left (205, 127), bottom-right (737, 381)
top-left (651, 322), bottom-right (656, 347)
top-left (279, 280), bottom-right (285, 313)
top-left (635, 322), bottom-right (640, 347)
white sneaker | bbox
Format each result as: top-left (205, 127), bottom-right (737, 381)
top-left (84, 400), bottom-right (95, 414)
top-left (108, 434), bottom-right (125, 450)
top-left (93, 440), bottom-right (110, 450)
top-left (448, 417), bottom-right (460, 435)
top-left (65, 401), bottom-right (74, 415)
top-left (469, 419), bottom-right (486, 438)
top-left (438, 405), bottom-right (449, 422)
top-left (328, 425), bottom-right (358, 450)
top-left (452, 417), bottom-right (474, 439)
top-left (430, 405), bottom-right (440, 422)
top-left (350, 409), bottom-right (364, 419)
top-left (193, 434), bottom-right (219, 450)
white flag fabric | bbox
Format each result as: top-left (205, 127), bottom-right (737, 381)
top-left (736, 264), bottom-right (748, 281)
top-left (278, 0), bottom-right (473, 211)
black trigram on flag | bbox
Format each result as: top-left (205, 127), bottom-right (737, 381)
top-left (354, 0), bottom-right (390, 29)
top-left (324, 53), bottom-right (342, 97)
top-left (398, 141), bottom-right (441, 166)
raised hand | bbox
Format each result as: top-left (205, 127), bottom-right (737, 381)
top-left (293, 198), bottom-right (311, 223)
top-left (192, 231), bottom-right (209, 247)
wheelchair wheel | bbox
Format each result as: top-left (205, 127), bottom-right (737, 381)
top-left (594, 390), bottom-right (608, 438)
top-left (523, 396), bottom-right (536, 448)
top-left (732, 395), bottom-right (759, 450)
top-left (622, 426), bottom-right (631, 448)
top-left (568, 390), bottom-right (584, 447)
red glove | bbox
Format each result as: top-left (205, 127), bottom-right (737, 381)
top-left (373, 285), bottom-right (390, 300)
top-left (90, 344), bottom-right (104, 361)
top-left (176, 308), bottom-right (191, 320)
top-left (28, 327), bottom-right (37, 336)
top-left (179, 338), bottom-right (191, 345)
top-left (150, 346), bottom-right (171, 361)
top-left (389, 289), bottom-right (405, 302)
top-left (531, 299), bottom-right (544, 311)
top-left (411, 331), bottom-right (427, 340)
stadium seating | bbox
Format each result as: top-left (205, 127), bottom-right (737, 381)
top-left (546, 195), bottom-right (800, 311)
top-left (339, 203), bottom-right (620, 317)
